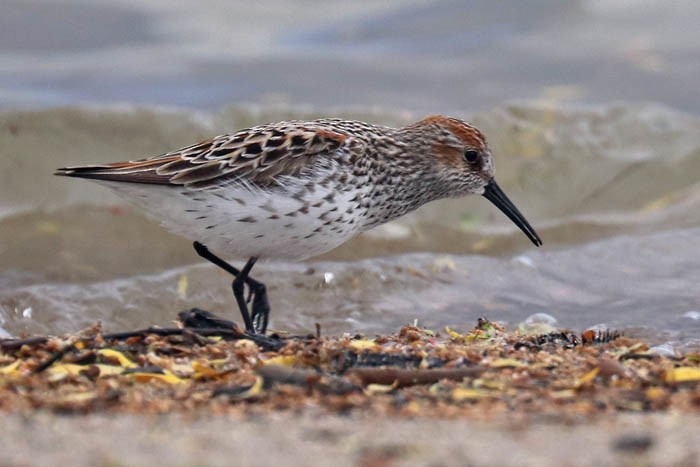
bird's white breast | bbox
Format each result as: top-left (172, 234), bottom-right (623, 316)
top-left (97, 162), bottom-right (370, 261)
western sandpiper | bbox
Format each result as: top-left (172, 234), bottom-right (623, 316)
top-left (56, 116), bottom-right (542, 334)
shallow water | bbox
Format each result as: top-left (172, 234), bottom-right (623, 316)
top-left (1, 104), bottom-right (699, 351)
top-left (3, 0), bottom-right (700, 115)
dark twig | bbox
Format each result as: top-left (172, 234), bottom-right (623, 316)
top-left (33, 344), bottom-right (77, 373)
top-left (0, 336), bottom-right (49, 352)
top-left (346, 367), bottom-right (485, 388)
top-left (101, 327), bottom-right (284, 351)
top-left (30, 325), bottom-right (284, 372)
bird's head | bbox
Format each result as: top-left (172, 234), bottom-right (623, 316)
top-left (414, 115), bottom-right (542, 247)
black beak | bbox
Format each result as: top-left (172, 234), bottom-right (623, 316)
top-left (482, 180), bottom-right (542, 247)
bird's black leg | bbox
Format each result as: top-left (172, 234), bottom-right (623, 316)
top-left (246, 276), bottom-right (269, 334)
top-left (192, 241), bottom-right (270, 334)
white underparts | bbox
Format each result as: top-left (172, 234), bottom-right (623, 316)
top-left (95, 162), bottom-right (369, 260)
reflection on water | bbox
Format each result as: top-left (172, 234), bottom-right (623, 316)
top-left (1, 103), bottom-right (699, 351)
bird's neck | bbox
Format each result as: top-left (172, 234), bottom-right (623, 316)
top-left (357, 135), bottom-right (446, 230)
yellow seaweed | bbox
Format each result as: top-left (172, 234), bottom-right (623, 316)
top-left (451, 388), bottom-right (489, 401)
top-left (128, 369), bottom-right (184, 385)
top-left (0, 360), bottom-right (21, 376)
top-left (98, 349), bottom-right (137, 368)
top-left (664, 366), bottom-right (700, 383)
top-left (490, 358), bottom-right (524, 368)
top-left (261, 355), bottom-right (299, 367)
top-left (575, 367), bottom-right (600, 388)
top-left (349, 339), bottom-right (378, 351)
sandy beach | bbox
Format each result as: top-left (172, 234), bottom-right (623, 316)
top-left (1, 319), bottom-right (698, 467)
top-left (2, 412), bottom-right (698, 467)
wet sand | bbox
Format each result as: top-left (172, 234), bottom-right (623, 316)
top-left (2, 412), bottom-right (698, 467)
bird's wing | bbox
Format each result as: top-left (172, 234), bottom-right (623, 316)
top-left (55, 123), bottom-right (350, 190)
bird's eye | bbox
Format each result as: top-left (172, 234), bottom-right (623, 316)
top-left (464, 150), bottom-right (480, 164)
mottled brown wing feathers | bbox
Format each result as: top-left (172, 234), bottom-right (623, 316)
top-left (55, 123), bottom-right (349, 189)
top-left (53, 156), bottom-right (181, 184)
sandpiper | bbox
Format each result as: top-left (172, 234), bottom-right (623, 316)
top-left (56, 116), bottom-right (542, 334)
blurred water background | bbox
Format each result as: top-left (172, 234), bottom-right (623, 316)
top-left (1, 0), bottom-right (699, 351)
